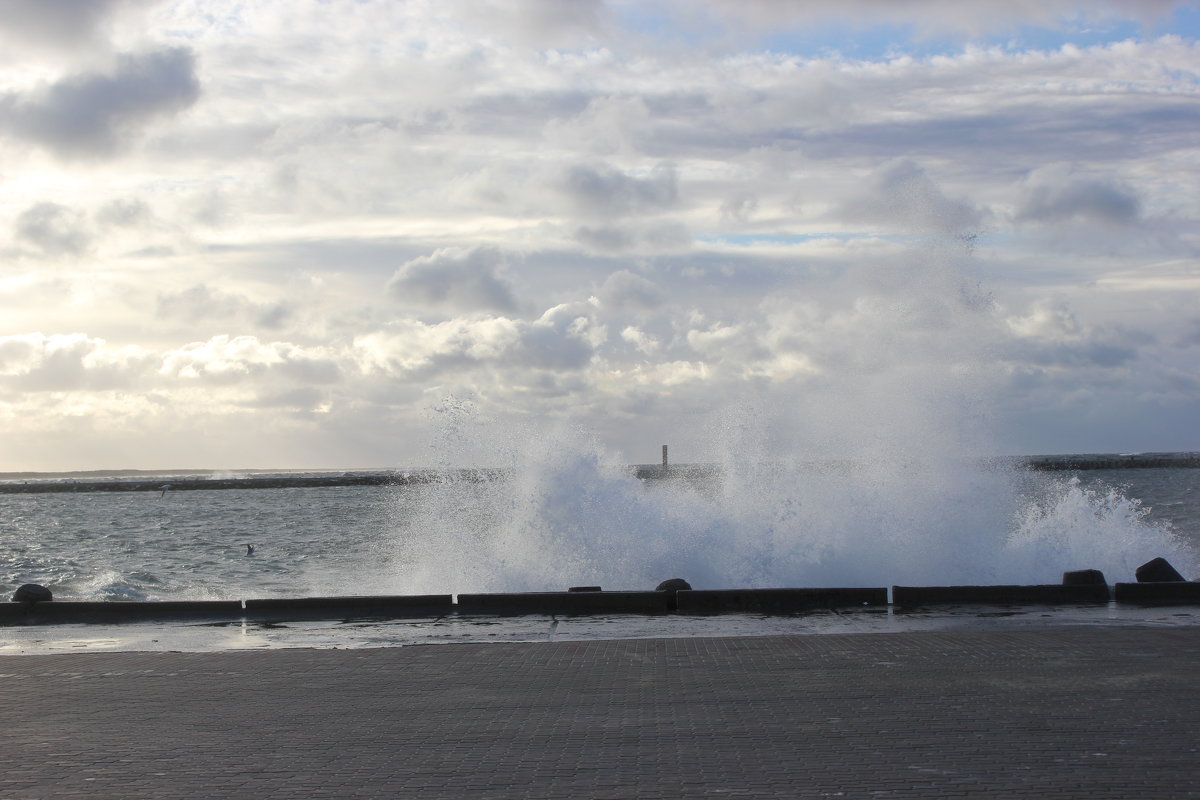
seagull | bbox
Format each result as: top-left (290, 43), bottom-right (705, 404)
top-left (160, 484), bottom-right (172, 498)
top-left (245, 543), bottom-right (255, 556)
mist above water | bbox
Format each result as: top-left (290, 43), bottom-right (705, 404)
top-left (383, 243), bottom-right (1196, 594)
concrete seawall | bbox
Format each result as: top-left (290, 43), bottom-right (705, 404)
top-left (5, 581), bottom-right (1199, 625)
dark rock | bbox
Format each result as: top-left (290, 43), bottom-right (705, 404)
top-left (1135, 557), bottom-right (1186, 583)
top-left (656, 578), bottom-right (692, 593)
top-left (12, 584), bottom-right (52, 602)
top-left (655, 578), bottom-right (691, 611)
top-left (1062, 569), bottom-right (1107, 586)
top-left (567, 586), bottom-right (601, 592)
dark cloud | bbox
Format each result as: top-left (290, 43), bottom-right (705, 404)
top-left (1016, 173), bottom-right (1142, 226)
top-left (720, 194), bottom-right (758, 224)
top-left (95, 198), bottom-right (153, 228)
top-left (0, 333), bottom-right (152, 392)
top-left (156, 285), bottom-right (293, 331)
top-left (242, 386), bottom-right (328, 411)
top-left (14, 202), bottom-right (92, 258)
top-left (574, 222), bottom-right (692, 254)
top-left (516, 325), bottom-right (595, 370)
top-left (0, 0), bottom-right (155, 50)
top-left (596, 270), bottom-right (664, 311)
top-left (387, 245), bottom-right (519, 313)
top-left (574, 226), bottom-right (635, 253)
top-left (275, 357), bottom-right (342, 385)
top-left (462, 91), bottom-right (592, 136)
top-left (0, 47), bottom-right (201, 158)
top-left (561, 163), bottom-right (679, 218)
top-left (463, 0), bottom-right (609, 46)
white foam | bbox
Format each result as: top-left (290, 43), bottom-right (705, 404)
top-left (381, 243), bottom-right (1197, 593)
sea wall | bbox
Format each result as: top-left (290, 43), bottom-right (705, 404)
top-left (4, 579), bottom-right (1199, 626)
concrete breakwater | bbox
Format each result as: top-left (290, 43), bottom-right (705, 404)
top-left (1021, 452), bottom-right (1200, 471)
top-left (4, 581), bottom-right (1199, 626)
top-left (0, 468), bottom-right (504, 494)
top-left (2, 452), bottom-right (1196, 494)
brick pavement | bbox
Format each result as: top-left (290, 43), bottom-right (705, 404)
top-left (0, 627), bottom-right (1197, 798)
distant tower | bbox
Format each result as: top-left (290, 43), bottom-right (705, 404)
top-left (662, 444), bottom-right (669, 472)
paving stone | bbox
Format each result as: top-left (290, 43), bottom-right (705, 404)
top-left (0, 628), bottom-right (1197, 798)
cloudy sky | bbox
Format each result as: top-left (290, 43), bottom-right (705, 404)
top-left (0, 0), bottom-right (1197, 471)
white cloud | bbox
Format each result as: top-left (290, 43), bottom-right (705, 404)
top-left (355, 317), bottom-right (523, 379)
top-left (158, 335), bottom-right (340, 385)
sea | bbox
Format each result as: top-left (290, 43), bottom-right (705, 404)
top-left (2, 455), bottom-right (1197, 604)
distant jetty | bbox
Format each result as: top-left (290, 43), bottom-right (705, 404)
top-left (0, 453), bottom-right (1196, 495)
top-left (1020, 452), bottom-right (1200, 471)
top-left (0, 469), bottom-right (502, 495)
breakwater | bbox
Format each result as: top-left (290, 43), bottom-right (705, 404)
top-left (0, 468), bottom-right (503, 494)
top-left (3, 453), bottom-right (1196, 495)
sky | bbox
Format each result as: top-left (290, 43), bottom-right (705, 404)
top-left (0, 0), bottom-right (1197, 471)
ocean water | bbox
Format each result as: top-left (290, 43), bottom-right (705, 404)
top-left (1, 461), bottom-right (1196, 602)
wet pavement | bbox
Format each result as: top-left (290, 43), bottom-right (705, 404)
top-left (1, 625), bottom-right (1198, 798)
top-left (2, 601), bottom-right (1199, 655)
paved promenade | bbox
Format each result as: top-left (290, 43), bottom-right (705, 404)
top-left (1, 627), bottom-right (1198, 798)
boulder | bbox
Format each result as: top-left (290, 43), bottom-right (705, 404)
top-left (656, 578), bottom-right (692, 593)
top-left (12, 584), bottom-right (52, 602)
top-left (655, 578), bottom-right (691, 611)
top-left (1062, 569), bottom-right (1107, 586)
top-left (1135, 557), bottom-right (1186, 583)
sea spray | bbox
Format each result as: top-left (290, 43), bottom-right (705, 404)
top-left (383, 434), bottom-right (1195, 593)
top-left (382, 239), bottom-right (1196, 593)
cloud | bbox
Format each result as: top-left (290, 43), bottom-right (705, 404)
top-left (574, 222), bottom-right (692, 254)
top-left (0, 333), bottom-right (154, 391)
top-left (839, 160), bottom-right (984, 235)
top-left (596, 269), bottom-right (665, 311)
top-left (514, 302), bottom-right (604, 371)
top-left (560, 163), bottom-right (679, 218)
top-left (158, 336), bottom-right (342, 387)
top-left (0, 47), bottom-right (201, 158)
top-left (688, 0), bottom-right (1184, 37)
top-left (0, 0), bottom-right (156, 51)
top-left (1016, 166), bottom-right (1143, 226)
top-left (451, 0), bottom-right (610, 47)
top-left (1003, 301), bottom-right (1148, 368)
top-left (95, 198), bottom-right (153, 228)
top-left (241, 385), bottom-right (329, 411)
top-left (12, 202), bottom-right (92, 258)
top-left (355, 301), bottom-right (605, 380)
top-left (386, 246), bottom-right (519, 313)
top-left (621, 326), bottom-right (661, 355)
top-left (355, 317), bottom-right (523, 379)
top-left (156, 285), bottom-right (293, 331)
